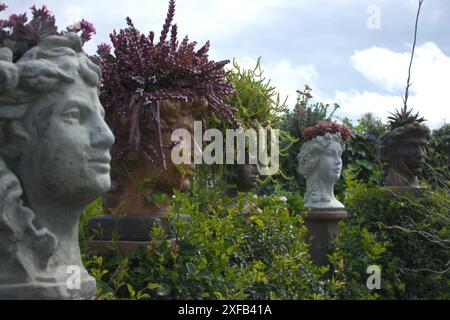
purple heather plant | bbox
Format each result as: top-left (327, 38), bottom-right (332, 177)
top-left (95, 0), bottom-right (238, 165)
top-left (0, 3), bottom-right (95, 61)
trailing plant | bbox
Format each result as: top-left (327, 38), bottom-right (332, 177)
top-left (0, 3), bottom-right (95, 61)
top-left (95, 0), bottom-right (237, 167)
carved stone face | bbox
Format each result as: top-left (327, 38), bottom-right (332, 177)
top-left (317, 141), bottom-right (343, 183)
top-left (297, 133), bottom-right (345, 209)
top-left (380, 123), bottom-right (429, 187)
top-left (237, 163), bottom-right (261, 192)
top-left (153, 98), bottom-right (207, 193)
top-left (17, 75), bottom-right (115, 205)
top-left (393, 138), bottom-right (426, 176)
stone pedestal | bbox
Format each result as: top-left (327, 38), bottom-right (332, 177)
top-left (87, 213), bottom-right (188, 253)
top-left (302, 208), bottom-right (348, 266)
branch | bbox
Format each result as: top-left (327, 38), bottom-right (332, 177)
top-left (403, 0), bottom-right (424, 109)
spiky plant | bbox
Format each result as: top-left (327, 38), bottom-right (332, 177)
top-left (0, 3), bottom-right (95, 62)
top-left (387, 105), bottom-right (425, 130)
top-left (95, 0), bottom-right (238, 166)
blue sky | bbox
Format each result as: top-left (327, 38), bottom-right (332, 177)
top-left (4, 0), bottom-right (450, 128)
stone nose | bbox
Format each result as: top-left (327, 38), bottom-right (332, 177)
top-left (90, 116), bottom-right (115, 150)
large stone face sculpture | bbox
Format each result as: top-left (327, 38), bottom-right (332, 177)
top-left (297, 133), bottom-right (345, 209)
top-left (379, 122), bottom-right (429, 189)
top-left (0, 33), bottom-right (114, 299)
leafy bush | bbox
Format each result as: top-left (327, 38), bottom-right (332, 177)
top-left (81, 184), bottom-right (338, 300)
top-left (330, 177), bottom-right (450, 299)
top-left (423, 123), bottom-right (450, 188)
top-left (341, 113), bottom-right (388, 189)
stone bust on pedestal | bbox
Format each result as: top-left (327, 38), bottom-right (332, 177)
top-left (297, 132), bottom-right (345, 209)
top-left (296, 123), bottom-right (351, 265)
top-left (0, 33), bottom-right (114, 299)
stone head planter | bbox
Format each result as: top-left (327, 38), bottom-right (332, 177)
top-left (297, 132), bottom-right (345, 209)
top-left (89, 98), bottom-right (207, 246)
top-left (236, 163), bottom-right (261, 192)
top-left (379, 122), bottom-right (429, 190)
top-left (296, 124), bottom-right (350, 266)
top-left (104, 97), bottom-right (208, 214)
top-left (225, 162), bottom-right (262, 216)
top-left (0, 33), bottom-right (114, 299)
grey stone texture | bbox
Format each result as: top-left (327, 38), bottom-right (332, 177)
top-left (0, 33), bottom-right (114, 299)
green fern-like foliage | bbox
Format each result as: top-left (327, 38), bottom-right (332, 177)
top-left (387, 105), bottom-right (425, 129)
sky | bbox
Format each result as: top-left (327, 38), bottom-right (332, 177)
top-left (3, 0), bottom-right (450, 129)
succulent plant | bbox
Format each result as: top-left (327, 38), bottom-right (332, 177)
top-left (387, 105), bottom-right (425, 130)
top-left (0, 3), bottom-right (95, 62)
top-left (95, 0), bottom-right (238, 165)
top-left (303, 121), bottom-right (352, 142)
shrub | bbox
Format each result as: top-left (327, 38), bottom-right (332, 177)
top-left (330, 177), bottom-right (450, 299)
top-left (82, 184), bottom-right (337, 300)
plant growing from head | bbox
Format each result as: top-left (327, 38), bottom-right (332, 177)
top-left (95, 0), bottom-right (238, 168)
top-left (0, 3), bottom-right (95, 61)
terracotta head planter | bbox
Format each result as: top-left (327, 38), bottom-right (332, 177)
top-left (0, 32), bottom-right (113, 299)
top-left (104, 97), bottom-right (208, 216)
top-left (89, 0), bottom-right (237, 244)
top-left (379, 121), bottom-right (429, 188)
top-left (297, 122), bottom-right (351, 209)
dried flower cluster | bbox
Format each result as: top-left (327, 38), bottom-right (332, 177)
top-left (303, 121), bottom-right (352, 142)
top-left (95, 0), bottom-right (238, 164)
top-left (0, 3), bottom-right (95, 62)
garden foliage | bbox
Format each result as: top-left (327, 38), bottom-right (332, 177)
top-left (330, 178), bottom-right (450, 299)
top-left (0, 3), bottom-right (94, 61)
top-left (81, 185), bottom-right (340, 300)
top-left (95, 0), bottom-right (237, 165)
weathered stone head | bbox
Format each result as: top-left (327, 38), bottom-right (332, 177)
top-left (379, 122), bottom-right (429, 188)
top-left (297, 132), bottom-right (345, 209)
top-left (236, 163), bottom-right (261, 192)
top-left (105, 98), bottom-right (207, 215)
top-left (0, 33), bottom-right (114, 299)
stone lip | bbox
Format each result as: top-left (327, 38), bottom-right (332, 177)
top-left (301, 208), bottom-right (348, 221)
top-left (88, 213), bottom-right (191, 241)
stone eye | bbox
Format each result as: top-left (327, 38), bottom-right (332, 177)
top-left (63, 109), bottom-right (81, 123)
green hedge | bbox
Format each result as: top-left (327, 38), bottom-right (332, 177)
top-left (330, 178), bottom-right (450, 299)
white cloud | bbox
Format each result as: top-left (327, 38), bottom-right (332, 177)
top-left (233, 56), bottom-right (320, 109)
top-left (335, 42), bottom-right (450, 129)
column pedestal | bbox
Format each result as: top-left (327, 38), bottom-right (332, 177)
top-left (302, 208), bottom-right (348, 266)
